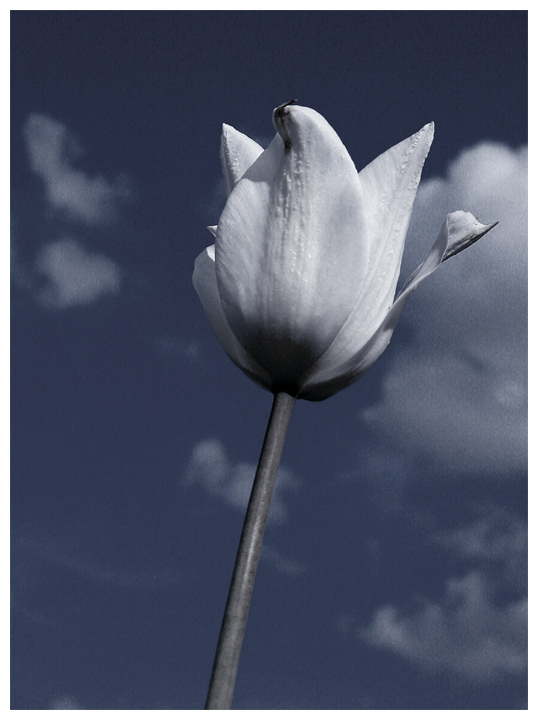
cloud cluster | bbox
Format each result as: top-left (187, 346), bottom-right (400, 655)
top-left (363, 141), bottom-right (527, 477)
top-left (362, 572), bottom-right (526, 683)
top-left (24, 114), bottom-right (132, 225)
top-left (353, 140), bottom-right (528, 685)
top-left (184, 438), bottom-right (299, 525)
top-left (360, 510), bottom-right (527, 683)
top-left (17, 114), bottom-right (132, 309)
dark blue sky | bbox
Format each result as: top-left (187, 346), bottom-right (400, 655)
top-left (11, 10), bottom-right (527, 710)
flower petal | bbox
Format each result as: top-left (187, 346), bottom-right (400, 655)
top-left (299, 123), bottom-right (434, 387)
top-left (300, 212), bottom-right (498, 400)
top-left (192, 245), bottom-right (272, 390)
top-left (215, 105), bottom-right (373, 392)
top-left (220, 124), bottom-right (264, 196)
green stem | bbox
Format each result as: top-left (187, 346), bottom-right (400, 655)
top-left (205, 391), bottom-right (296, 710)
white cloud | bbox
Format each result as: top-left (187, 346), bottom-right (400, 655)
top-left (362, 142), bottom-right (527, 476)
top-left (23, 114), bottom-right (132, 224)
top-left (439, 509), bottom-right (527, 591)
top-left (35, 238), bottom-right (122, 308)
top-left (440, 511), bottom-right (526, 563)
top-left (50, 696), bottom-right (82, 710)
top-left (361, 571), bottom-right (527, 683)
top-left (15, 114), bottom-right (131, 310)
top-left (185, 438), bottom-right (299, 524)
top-left (355, 508), bottom-right (527, 683)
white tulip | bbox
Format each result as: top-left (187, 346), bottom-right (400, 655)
top-left (194, 101), bottom-right (497, 400)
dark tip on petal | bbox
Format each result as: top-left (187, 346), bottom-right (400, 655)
top-left (275, 99), bottom-right (298, 114)
top-left (272, 99), bottom-right (298, 152)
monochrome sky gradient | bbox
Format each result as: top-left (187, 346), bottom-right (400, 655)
top-left (10, 10), bottom-right (527, 711)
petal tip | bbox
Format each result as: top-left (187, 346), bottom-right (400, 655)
top-left (272, 99), bottom-right (298, 150)
top-left (419, 121), bottom-right (435, 149)
top-left (442, 211), bottom-right (499, 261)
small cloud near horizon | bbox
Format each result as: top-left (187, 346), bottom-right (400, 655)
top-left (50, 696), bottom-right (83, 710)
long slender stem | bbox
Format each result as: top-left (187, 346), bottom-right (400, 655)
top-left (205, 391), bottom-right (296, 710)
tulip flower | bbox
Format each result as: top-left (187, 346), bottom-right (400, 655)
top-left (194, 101), bottom-right (497, 402)
top-left (194, 101), bottom-right (497, 709)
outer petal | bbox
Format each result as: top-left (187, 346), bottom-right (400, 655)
top-left (300, 212), bottom-right (498, 401)
top-left (192, 245), bottom-right (272, 390)
top-left (299, 122), bottom-right (435, 387)
top-left (215, 105), bottom-right (373, 392)
top-left (220, 124), bottom-right (264, 196)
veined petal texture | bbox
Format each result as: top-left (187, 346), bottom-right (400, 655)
top-left (301, 123), bottom-right (434, 387)
top-left (215, 105), bottom-right (374, 392)
top-left (220, 124), bottom-right (264, 196)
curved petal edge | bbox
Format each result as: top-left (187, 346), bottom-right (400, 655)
top-left (220, 124), bottom-right (264, 197)
top-left (192, 245), bottom-right (273, 391)
top-left (300, 123), bottom-right (436, 381)
top-left (299, 211), bottom-right (498, 401)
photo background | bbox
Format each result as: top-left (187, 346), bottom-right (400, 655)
top-left (10, 10), bottom-right (527, 710)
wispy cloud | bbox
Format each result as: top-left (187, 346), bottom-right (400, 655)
top-left (438, 508), bottom-right (527, 591)
top-left (361, 571), bottom-right (527, 682)
top-left (12, 527), bottom-right (185, 598)
top-left (261, 544), bottom-right (305, 576)
top-left (355, 508), bottom-right (527, 683)
top-left (154, 335), bottom-right (202, 363)
top-left (35, 238), bottom-right (122, 308)
top-left (184, 438), bottom-right (299, 525)
top-left (23, 114), bottom-right (132, 225)
top-left (15, 113), bottom-right (135, 310)
top-left (363, 141), bottom-right (527, 477)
